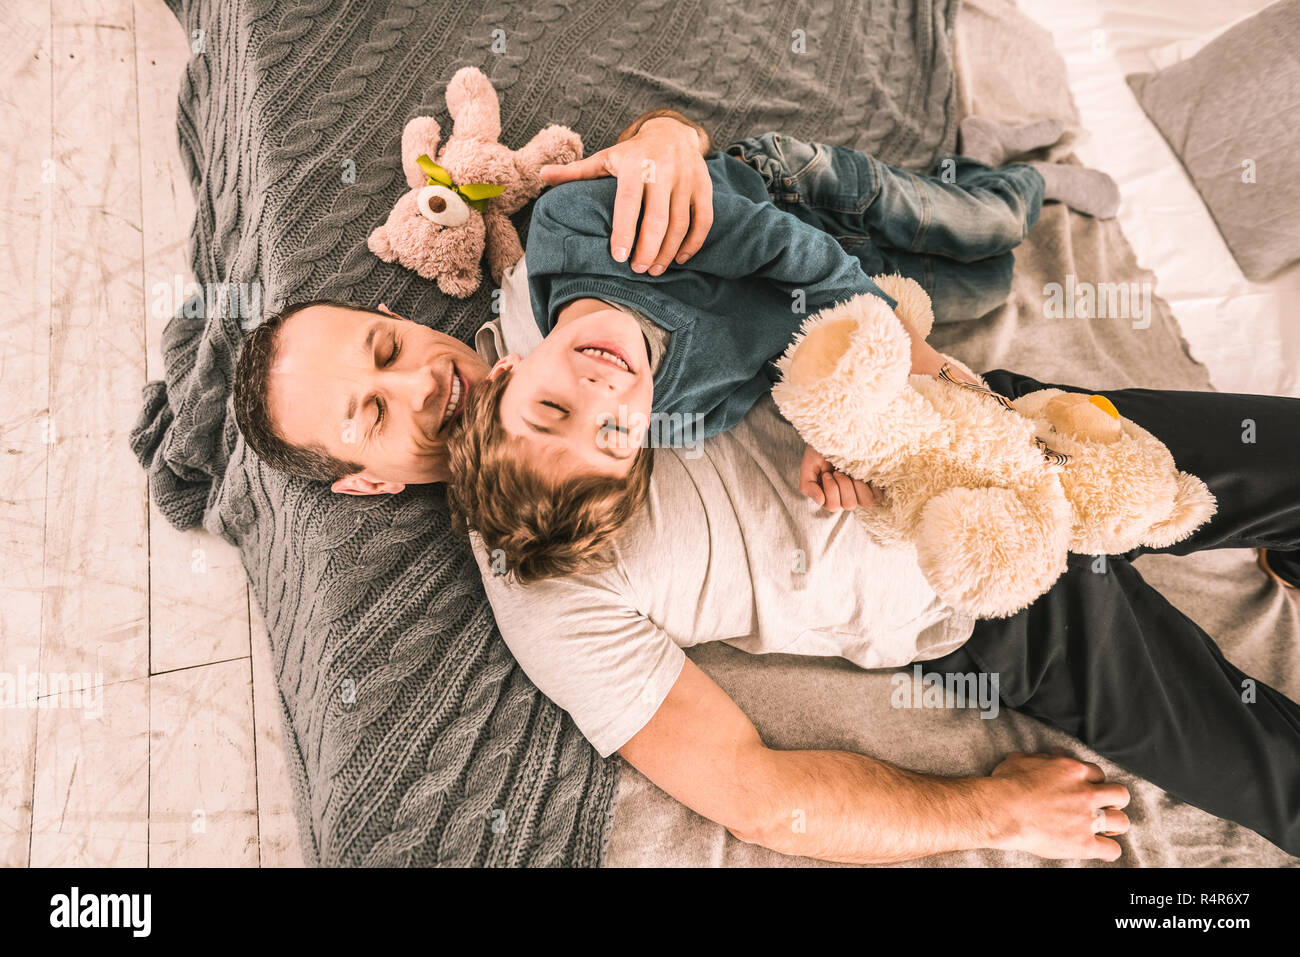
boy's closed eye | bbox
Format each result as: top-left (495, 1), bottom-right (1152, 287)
top-left (516, 402), bottom-right (639, 467)
top-left (524, 400), bottom-right (568, 432)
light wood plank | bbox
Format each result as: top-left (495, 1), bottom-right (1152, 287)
top-left (149, 529), bottom-right (255, 673)
top-left (29, 677), bottom-right (149, 866)
top-left (42, 0), bottom-right (150, 682)
top-left (28, 0), bottom-right (153, 866)
top-left (149, 658), bottom-right (259, 866)
top-left (249, 600), bottom-right (305, 866)
top-left (0, 0), bottom-right (54, 868)
top-left (134, 0), bottom-right (252, 674)
top-left (135, 0), bottom-right (195, 384)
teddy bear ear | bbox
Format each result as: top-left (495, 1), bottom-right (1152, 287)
top-left (368, 224), bottom-right (395, 261)
top-left (400, 116), bottom-right (442, 189)
top-left (445, 66), bottom-right (501, 142)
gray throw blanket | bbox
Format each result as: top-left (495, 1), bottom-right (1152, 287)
top-left (130, 0), bottom-right (961, 865)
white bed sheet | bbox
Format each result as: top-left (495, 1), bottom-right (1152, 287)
top-left (1020, 0), bottom-right (1300, 398)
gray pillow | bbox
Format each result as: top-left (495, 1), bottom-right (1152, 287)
top-left (1127, 0), bottom-right (1300, 281)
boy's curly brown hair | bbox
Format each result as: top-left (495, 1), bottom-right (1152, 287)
top-left (445, 369), bottom-right (654, 584)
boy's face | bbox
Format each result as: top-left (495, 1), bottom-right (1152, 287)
top-left (489, 302), bottom-right (655, 479)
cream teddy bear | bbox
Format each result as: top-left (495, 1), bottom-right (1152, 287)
top-left (368, 66), bottom-right (583, 297)
top-left (771, 275), bottom-right (1218, 619)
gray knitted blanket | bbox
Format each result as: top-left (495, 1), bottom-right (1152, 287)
top-left (130, 0), bottom-right (961, 866)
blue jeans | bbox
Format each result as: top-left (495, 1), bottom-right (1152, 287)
top-left (725, 132), bottom-right (1045, 321)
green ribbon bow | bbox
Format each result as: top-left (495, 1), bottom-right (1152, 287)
top-left (416, 154), bottom-right (505, 211)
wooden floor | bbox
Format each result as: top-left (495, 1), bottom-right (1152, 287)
top-left (0, 0), bottom-right (303, 867)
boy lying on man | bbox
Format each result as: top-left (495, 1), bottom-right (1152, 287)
top-left (447, 116), bottom-right (1118, 581)
top-left (230, 110), bottom-right (1300, 861)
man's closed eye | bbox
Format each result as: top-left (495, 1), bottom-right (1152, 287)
top-left (383, 335), bottom-right (401, 367)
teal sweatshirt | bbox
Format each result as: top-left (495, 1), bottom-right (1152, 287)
top-left (525, 151), bottom-right (893, 443)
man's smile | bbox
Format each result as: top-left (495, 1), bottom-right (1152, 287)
top-left (439, 364), bottom-right (466, 430)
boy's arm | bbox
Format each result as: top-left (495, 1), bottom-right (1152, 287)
top-left (531, 150), bottom-right (892, 312)
top-left (679, 170), bottom-right (893, 309)
top-left (798, 444), bottom-right (882, 510)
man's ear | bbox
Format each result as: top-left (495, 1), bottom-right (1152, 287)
top-left (331, 473), bottom-right (407, 496)
top-left (488, 353), bottom-right (520, 379)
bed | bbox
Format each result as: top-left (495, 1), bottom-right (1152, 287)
top-left (1021, 0), bottom-right (1300, 400)
top-left (131, 0), bottom-right (1300, 866)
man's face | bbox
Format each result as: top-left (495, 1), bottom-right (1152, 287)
top-left (490, 302), bottom-right (654, 481)
top-left (267, 304), bottom-right (489, 493)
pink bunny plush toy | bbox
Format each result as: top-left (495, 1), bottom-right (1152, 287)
top-left (368, 66), bottom-right (583, 297)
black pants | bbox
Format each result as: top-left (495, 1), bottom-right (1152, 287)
top-left (927, 369), bottom-right (1300, 856)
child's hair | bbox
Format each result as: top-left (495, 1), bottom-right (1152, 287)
top-left (446, 368), bottom-right (655, 584)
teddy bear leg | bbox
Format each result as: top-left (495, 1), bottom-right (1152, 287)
top-left (870, 273), bottom-right (935, 341)
top-left (445, 66), bottom-right (501, 142)
top-left (517, 125), bottom-right (584, 173)
top-left (913, 483), bottom-right (1072, 619)
top-left (772, 294), bottom-right (945, 479)
top-left (1139, 470), bottom-right (1218, 550)
top-left (482, 209), bottom-right (524, 285)
top-left (775, 294), bottom-right (912, 408)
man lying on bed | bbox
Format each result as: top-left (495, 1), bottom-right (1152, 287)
top-left (232, 111), bottom-right (1300, 863)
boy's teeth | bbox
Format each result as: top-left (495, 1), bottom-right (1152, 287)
top-left (579, 347), bottom-right (629, 371)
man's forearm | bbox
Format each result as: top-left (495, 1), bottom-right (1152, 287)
top-left (735, 747), bottom-right (1008, 864)
top-left (617, 108), bottom-right (712, 156)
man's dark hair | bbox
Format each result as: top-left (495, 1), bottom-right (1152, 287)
top-left (232, 298), bottom-right (371, 482)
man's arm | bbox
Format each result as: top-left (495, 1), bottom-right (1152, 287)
top-left (620, 657), bottom-right (1132, 864)
top-left (472, 528), bottom-right (1130, 863)
top-left (540, 110), bottom-right (714, 274)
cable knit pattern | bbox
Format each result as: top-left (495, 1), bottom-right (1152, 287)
top-left (129, 0), bottom-right (961, 866)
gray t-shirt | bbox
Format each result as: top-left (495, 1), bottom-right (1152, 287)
top-left (471, 258), bottom-right (975, 758)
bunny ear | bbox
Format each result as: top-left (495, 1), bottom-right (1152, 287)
top-left (400, 116), bottom-right (442, 189)
top-left (444, 66), bottom-right (500, 141)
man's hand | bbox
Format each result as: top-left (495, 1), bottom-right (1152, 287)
top-left (799, 444), bottom-right (882, 510)
top-left (539, 110), bottom-right (714, 275)
top-left (988, 749), bottom-right (1132, 861)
